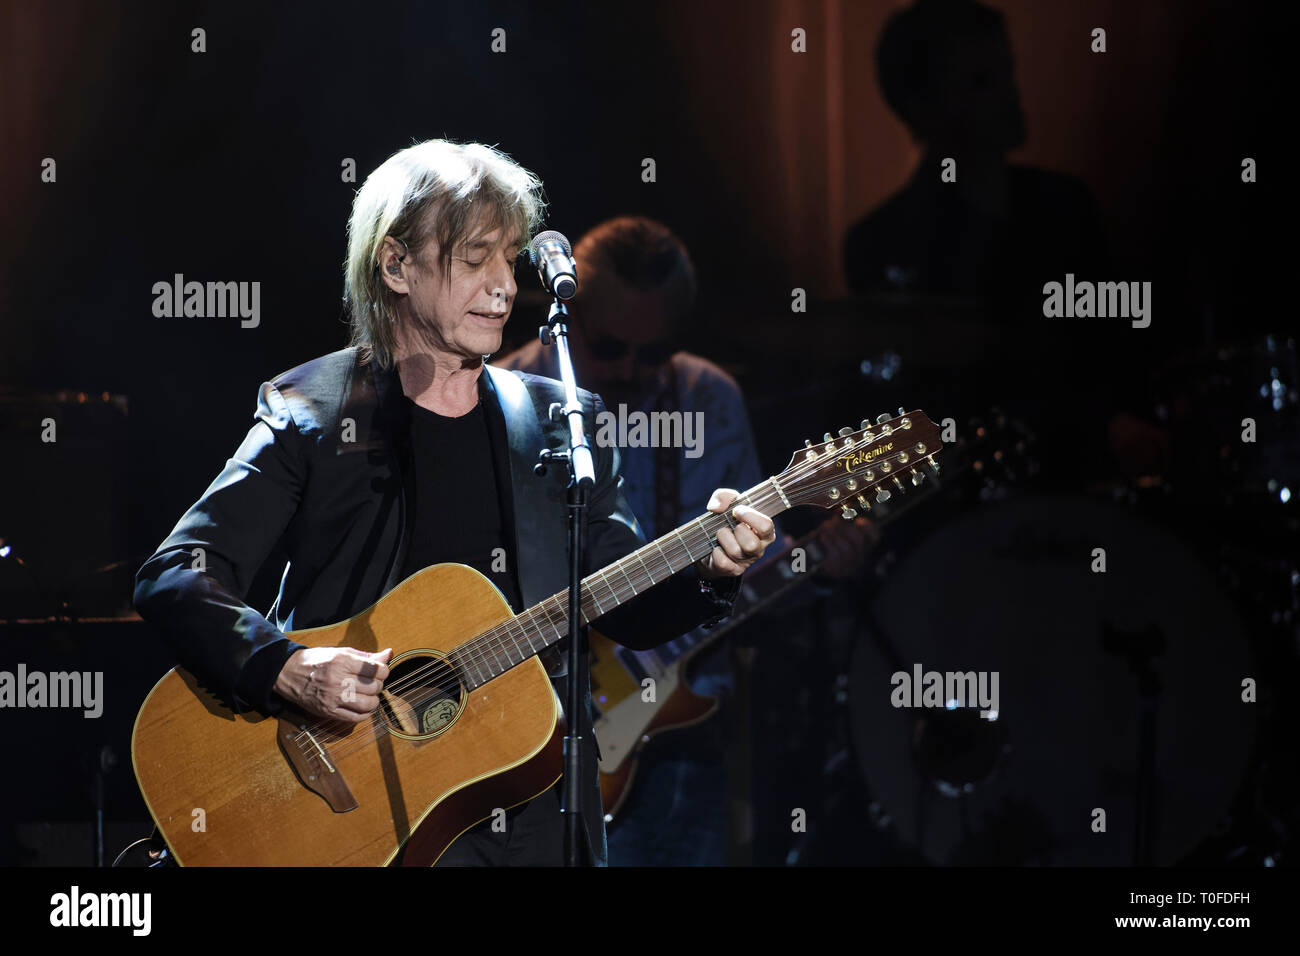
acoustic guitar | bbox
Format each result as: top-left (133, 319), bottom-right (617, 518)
top-left (131, 411), bottom-right (942, 865)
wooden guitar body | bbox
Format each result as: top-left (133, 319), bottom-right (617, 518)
top-left (131, 564), bottom-right (563, 866)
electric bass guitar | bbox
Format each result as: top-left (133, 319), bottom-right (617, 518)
top-left (131, 411), bottom-right (942, 865)
top-left (589, 523), bottom-right (838, 818)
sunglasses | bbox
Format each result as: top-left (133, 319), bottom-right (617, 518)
top-left (587, 338), bottom-right (676, 365)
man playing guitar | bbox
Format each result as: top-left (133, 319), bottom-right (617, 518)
top-left (133, 139), bottom-right (775, 865)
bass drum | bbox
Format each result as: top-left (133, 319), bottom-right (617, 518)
top-left (849, 494), bottom-right (1254, 865)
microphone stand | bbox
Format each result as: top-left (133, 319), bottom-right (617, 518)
top-left (537, 297), bottom-right (596, 866)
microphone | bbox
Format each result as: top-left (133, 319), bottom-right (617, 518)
top-left (529, 230), bottom-right (578, 300)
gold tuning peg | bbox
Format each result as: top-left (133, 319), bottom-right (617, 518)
top-left (897, 407), bottom-right (906, 416)
top-left (859, 419), bottom-right (870, 430)
top-left (840, 505), bottom-right (857, 519)
top-left (824, 432), bottom-right (833, 442)
top-left (838, 426), bottom-right (853, 437)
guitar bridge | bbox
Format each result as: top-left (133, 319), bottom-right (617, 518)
top-left (277, 716), bottom-right (359, 812)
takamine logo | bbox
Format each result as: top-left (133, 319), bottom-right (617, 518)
top-left (840, 441), bottom-right (894, 472)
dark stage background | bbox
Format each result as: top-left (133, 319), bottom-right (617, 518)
top-left (0, 0), bottom-right (1290, 873)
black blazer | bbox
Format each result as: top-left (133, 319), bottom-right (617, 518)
top-left (133, 347), bottom-right (737, 862)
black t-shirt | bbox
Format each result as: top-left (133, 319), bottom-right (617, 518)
top-left (399, 397), bottom-right (523, 612)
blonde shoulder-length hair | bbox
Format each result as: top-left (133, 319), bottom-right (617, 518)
top-left (344, 140), bottom-right (546, 369)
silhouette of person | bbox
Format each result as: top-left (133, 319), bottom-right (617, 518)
top-left (845, 0), bottom-right (1107, 327)
top-left (844, 0), bottom-right (1169, 484)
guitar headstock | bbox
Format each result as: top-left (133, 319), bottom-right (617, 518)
top-left (775, 410), bottom-right (944, 518)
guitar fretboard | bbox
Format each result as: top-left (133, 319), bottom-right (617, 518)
top-left (448, 478), bottom-right (786, 690)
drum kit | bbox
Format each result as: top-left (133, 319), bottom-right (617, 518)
top-left (811, 333), bottom-right (1297, 866)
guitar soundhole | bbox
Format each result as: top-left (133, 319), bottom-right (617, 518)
top-left (380, 650), bottom-right (465, 740)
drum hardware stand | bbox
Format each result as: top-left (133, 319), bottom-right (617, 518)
top-left (725, 640), bottom-right (756, 866)
top-left (1101, 621), bottom-right (1164, 866)
top-left (89, 744), bottom-right (116, 866)
top-left (784, 583), bottom-right (872, 863)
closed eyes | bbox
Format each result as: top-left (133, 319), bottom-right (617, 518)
top-left (461, 250), bottom-right (520, 270)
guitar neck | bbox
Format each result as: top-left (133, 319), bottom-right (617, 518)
top-left (449, 407), bottom-right (946, 690)
top-left (449, 479), bottom-right (791, 690)
top-left (644, 462), bottom-right (949, 665)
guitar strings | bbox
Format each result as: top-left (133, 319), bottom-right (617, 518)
top-left (365, 425), bottom-right (931, 709)
top-left (298, 495), bottom-right (778, 758)
top-left (288, 427), bottom-right (933, 759)
top-left (296, 441), bottom-right (923, 760)
top-left (288, 479), bottom-right (776, 748)
top-left (296, 476), bottom-right (792, 755)
top-left (290, 429), bottom-right (930, 759)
